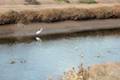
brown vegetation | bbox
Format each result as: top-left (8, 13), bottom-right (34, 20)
top-left (1, 5), bottom-right (120, 25)
top-left (62, 63), bottom-right (120, 80)
top-left (62, 64), bottom-right (89, 80)
top-left (89, 63), bottom-right (120, 80)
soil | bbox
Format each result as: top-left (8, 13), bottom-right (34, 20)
top-left (96, 0), bottom-right (120, 3)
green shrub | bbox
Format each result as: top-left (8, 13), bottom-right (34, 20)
top-left (55, 0), bottom-right (70, 3)
top-left (78, 0), bottom-right (97, 4)
top-left (24, 0), bottom-right (40, 5)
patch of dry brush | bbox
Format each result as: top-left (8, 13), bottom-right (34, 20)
top-left (62, 64), bottom-right (89, 80)
top-left (1, 5), bottom-right (120, 25)
top-left (61, 63), bottom-right (120, 80)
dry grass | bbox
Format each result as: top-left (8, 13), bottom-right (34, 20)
top-left (61, 63), bottom-right (120, 80)
top-left (1, 5), bottom-right (120, 25)
top-left (0, 11), bottom-right (19, 24)
top-left (62, 64), bottom-right (89, 80)
top-left (89, 63), bottom-right (120, 80)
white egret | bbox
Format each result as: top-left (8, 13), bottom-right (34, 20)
top-left (36, 27), bottom-right (43, 35)
top-left (35, 37), bottom-right (42, 42)
top-left (35, 27), bottom-right (43, 41)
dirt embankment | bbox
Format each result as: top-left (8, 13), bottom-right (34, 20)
top-left (96, 0), bottom-right (120, 3)
top-left (1, 4), bottom-right (120, 25)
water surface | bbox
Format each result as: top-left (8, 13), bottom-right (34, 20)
top-left (0, 35), bottom-right (120, 80)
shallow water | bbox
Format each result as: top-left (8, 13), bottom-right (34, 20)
top-left (0, 35), bottom-right (120, 80)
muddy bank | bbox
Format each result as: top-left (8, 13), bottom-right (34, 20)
top-left (1, 4), bottom-right (120, 25)
top-left (0, 19), bottom-right (120, 42)
top-left (62, 63), bottom-right (120, 80)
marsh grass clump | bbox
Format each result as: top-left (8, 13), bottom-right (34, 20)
top-left (19, 9), bottom-right (63, 23)
top-left (20, 10), bottom-right (38, 24)
top-left (70, 8), bottom-right (95, 20)
top-left (0, 11), bottom-right (19, 25)
top-left (91, 6), bottom-right (113, 19)
top-left (112, 5), bottom-right (120, 18)
top-left (62, 64), bottom-right (89, 80)
top-left (40, 9), bottom-right (63, 22)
